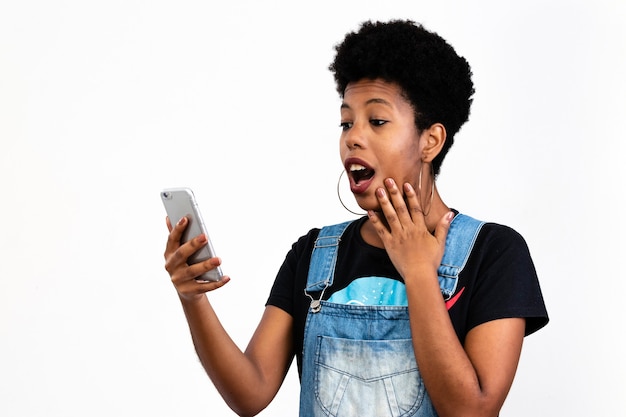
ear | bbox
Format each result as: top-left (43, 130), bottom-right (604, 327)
top-left (420, 123), bottom-right (447, 163)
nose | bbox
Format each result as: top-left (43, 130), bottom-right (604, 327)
top-left (343, 123), bottom-right (365, 149)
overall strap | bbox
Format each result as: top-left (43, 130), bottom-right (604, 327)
top-left (304, 214), bottom-right (484, 306)
top-left (438, 213), bottom-right (485, 300)
top-left (304, 221), bottom-right (354, 312)
top-left (305, 220), bottom-right (353, 292)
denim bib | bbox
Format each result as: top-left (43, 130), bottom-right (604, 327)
top-left (299, 214), bottom-right (484, 417)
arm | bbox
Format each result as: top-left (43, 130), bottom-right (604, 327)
top-left (368, 180), bottom-right (525, 417)
top-left (405, 274), bottom-right (524, 417)
top-left (164, 217), bottom-right (294, 417)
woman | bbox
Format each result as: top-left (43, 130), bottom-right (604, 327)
top-left (164, 19), bottom-right (548, 417)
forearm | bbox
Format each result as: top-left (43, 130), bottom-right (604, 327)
top-left (164, 216), bottom-right (290, 415)
top-left (405, 274), bottom-right (497, 417)
top-left (178, 295), bottom-right (275, 416)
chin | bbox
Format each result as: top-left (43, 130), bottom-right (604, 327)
top-left (353, 196), bottom-right (379, 213)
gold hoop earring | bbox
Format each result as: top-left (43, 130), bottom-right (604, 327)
top-left (337, 170), bottom-right (367, 216)
top-left (418, 161), bottom-right (435, 216)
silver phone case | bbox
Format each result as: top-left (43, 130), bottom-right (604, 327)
top-left (161, 187), bottom-right (223, 282)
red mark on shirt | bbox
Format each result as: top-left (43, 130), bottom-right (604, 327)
top-left (446, 287), bottom-right (465, 310)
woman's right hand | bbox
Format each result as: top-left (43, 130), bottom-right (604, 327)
top-left (164, 216), bottom-right (230, 301)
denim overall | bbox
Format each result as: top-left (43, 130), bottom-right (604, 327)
top-left (299, 214), bottom-right (484, 417)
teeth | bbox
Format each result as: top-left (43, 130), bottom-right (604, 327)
top-left (349, 164), bottom-right (367, 172)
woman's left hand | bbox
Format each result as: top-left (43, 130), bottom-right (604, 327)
top-left (367, 178), bottom-right (453, 280)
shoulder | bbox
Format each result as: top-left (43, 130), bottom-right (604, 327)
top-left (285, 225), bottom-right (321, 257)
top-left (309, 218), bottom-right (365, 244)
top-left (286, 218), bottom-right (363, 259)
top-left (453, 212), bottom-right (529, 250)
top-left (476, 221), bottom-right (532, 257)
top-left (454, 213), bottom-right (537, 276)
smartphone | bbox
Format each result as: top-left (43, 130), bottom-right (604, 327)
top-left (160, 187), bottom-right (223, 282)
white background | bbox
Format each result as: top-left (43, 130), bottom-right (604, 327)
top-left (1, 1), bottom-right (624, 416)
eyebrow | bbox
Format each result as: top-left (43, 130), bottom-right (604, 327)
top-left (340, 97), bottom-right (393, 109)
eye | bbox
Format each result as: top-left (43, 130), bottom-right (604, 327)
top-left (370, 119), bottom-right (387, 127)
top-left (339, 121), bottom-right (353, 131)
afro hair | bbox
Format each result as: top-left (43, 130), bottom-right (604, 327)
top-left (329, 20), bottom-right (475, 175)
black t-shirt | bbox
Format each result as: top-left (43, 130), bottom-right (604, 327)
top-left (266, 215), bottom-right (549, 376)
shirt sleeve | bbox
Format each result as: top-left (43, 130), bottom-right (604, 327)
top-left (465, 224), bottom-right (549, 336)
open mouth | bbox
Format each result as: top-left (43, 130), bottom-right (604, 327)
top-left (348, 163), bottom-right (375, 184)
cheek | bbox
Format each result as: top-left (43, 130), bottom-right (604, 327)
top-left (388, 137), bottom-right (421, 161)
top-left (339, 138), bottom-right (348, 161)
top-left (385, 141), bottom-right (421, 178)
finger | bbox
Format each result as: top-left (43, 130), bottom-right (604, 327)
top-left (375, 187), bottom-right (397, 228)
top-left (164, 232), bottom-right (208, 273)
top-left (196, 275), bottom-right (231, 291)
top-left (375, 184), bottom-right (404, 232)
top-left (384, 178), bottom-right (412, 223)
top-left (175, 276), bottom-right (231, 300)
top-left (185, 256), bottom-right (223, 281)
top-left (434, 211), bottom-right (454, 245)
top-left (166, 216), bottom-right (173, 232)
top-left (169, 255), bottom-right (222, 286)
top-left (367, 209), bottom-right (386, 233)
top-left (403, 183), bottom-right (427, 225)
top-left (165, 216), bottom-right (188, 257)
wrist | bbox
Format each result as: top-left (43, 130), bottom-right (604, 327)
top-left (178, 292), bottom-right (207, 306)
top-left (402, 267), bottom-right (439, 288)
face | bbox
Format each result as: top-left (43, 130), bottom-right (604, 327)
top-left (339, 78), bottom-right (426, 212)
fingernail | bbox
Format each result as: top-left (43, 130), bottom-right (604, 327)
top-left (177, 217), bottom-right (186, 225)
